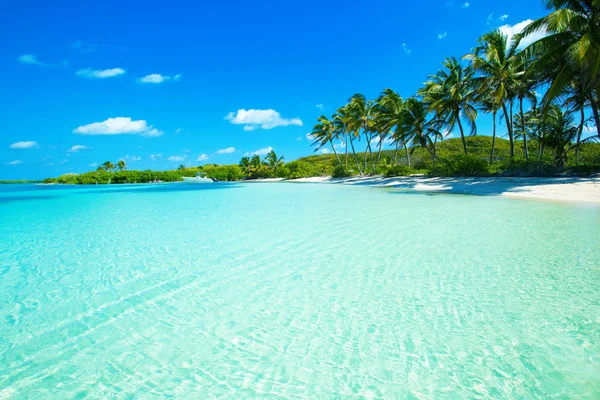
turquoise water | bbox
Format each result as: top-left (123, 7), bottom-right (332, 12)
top-left (1, 182), bottom-right (599, 398)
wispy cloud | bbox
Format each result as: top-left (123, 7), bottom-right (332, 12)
top-left (121, 155), bottom-right (141, 162)
top-left (10, 141), bottom-right (38, 149)
top-left (216, 147), bottom-right (235, 154)
top-left (225, 109), bottom-right (303, 130)
top-left (402, 43), bottom-right (412, 55)
top-left (499, 14), bottom-right (509, 21)
top-left (437, 32), bottom-right (447, 40)
top-left (499, 19), bottom-right (549, 49)
top-left (17, 54), bottom-right (68, 67)
top-left (196, 154), bottom-right (209, 161)
top-left (149, 153), bottom-right (162, 160)
top-left (167, 155), bottom-right (186, 162)
top-left (5, 160), bottom-right (23, 165)
top-left (76, 68), bottom-right (126, 79)
top-left (318, 148), bottom-right (330, 154)
top-left (73, 117), bottom-right (163, 137)
top-left (244, 146), bottom-right (273, 156)
top-left (89, 162), bottom-right (98, 167)
top-left (138, 73), bottom-right (182, 84)
top-left (316, 104), bottom-right (324, 110)
top-left (68, 145), bottom-right (91, 152)
top-left (461, 2), bottom-right (469, 8)
top-left (296, 136), bottom-right (303, 141)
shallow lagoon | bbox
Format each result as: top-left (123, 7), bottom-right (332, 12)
top-left (1, 182), bottom-right (599, 398)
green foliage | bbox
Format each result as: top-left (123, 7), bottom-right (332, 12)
top-left (200, 165), bottom-right (244, 181)
top-left (285, 160), bottom-right (319, 179)
top-left (383, 165), bottom-right (416, 177)
top-left (332, 165), bottom-right (351, 178)
top-left (435, 155), bottom-right (490, 177)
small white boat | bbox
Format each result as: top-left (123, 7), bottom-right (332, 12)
top-left (182, 173), bottom-right (214, 184)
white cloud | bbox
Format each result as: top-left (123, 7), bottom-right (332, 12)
top-left (17, 54), bottom-right (67, 67)
top-left (76, 68), bottom-right (126, 79)
top-left (68, 145), bottom-right (91, 152)
top-left (499, 14), bottom-right (509, 21)
top-left (402, 43), bottom-right (412, 55)
top-left (437, 32), bottom-right (447, 40)
top-left (318, 148), bottom-right (330, 154)
top-left (6, 160), bottom-right (23, 165)
top-left (138, 73), bottom-right (182, 84)
top-left (216, 147), bottom-right (235, 154)
top-left (225, 109), bottom-right (303, 130)
top-left (244, 146), bottom-right (273, 156)
top-left (499, 19), bottom-right (549, 49)
top-left (168, 155), bottom-right (186, 162)
top-left (461, 2), bottom-right (469, 8)
top-left (296, 136), bottom-right (303, 141)
top-left (149, 153), bottom-right (162, 160)
top-left (122, 155), bottom-right (141, 162)
top-left (316, 104), bottom-right (324, 110)
top-left (73, 117), bottom-right (163, 137)
top-left (89, 162), bottom-right (98, 167)
top-left (196, 154), bottom-right (209, 161)
top-left (10, 141), bottom-right (38, 149)
top-left (306, 132), bottom-right (314, 140)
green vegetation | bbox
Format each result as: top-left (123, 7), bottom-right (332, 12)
top-left (0, 179), bottom-right (42, 184)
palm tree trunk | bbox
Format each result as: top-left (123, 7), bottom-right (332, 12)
top-left (344, 134), bottom-right (349, 169)
top-left (456, 111), bottom-right (468, 155)
top-left (349, 135), bottom-right (363, 175)
top-left (590, 96), bottom-right (600, 140)
top-left (502, 102), bottom-right (515, 161)
top-left (330, 140), bottom-right (344, 169)
top-left (538, 131), bottom-right (545, 168)
top-left (490, 111), bottom-right (497, 166)
top-left (520, 96), bottom-right (528, 160)
top-left (575, 106), bottom-right (585, 162)
top-left (392, 141), bottom-right (399, 164)
top-left (405, 142), bottom-right (411, 167)
top-left (432, 135), bottom-right (438, 168)
top-left (376, 134), bottom-right (384, 166)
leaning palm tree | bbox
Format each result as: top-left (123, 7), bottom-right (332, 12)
top-left (101, 161), bottom-right (115, 172)
top-left (519, 0), bottom-right (600, 134)
top-left (479, 95), bottom-right (503, 166)
top-left (512, 63), bottom-right (538, 160)
top-left (239, 156), bottom-right (251, 171)
top-left (420, 57), bottom-right (478, 155)
top-left (263, 150), bottom-right (285, 174)
top-left (345, 94), bottom-right (378, 174)
top-left (401, 98), bottom-right (445, 163)
top-left (310, 115), bottom-right (344, 169)
top-left (337, 104), bottom-right (364, 175)
top-left (465, 30), bottom-right (521, 160)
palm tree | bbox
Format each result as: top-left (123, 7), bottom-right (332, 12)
top-left (401, 98), bottom-right (444, 163)
top-left (520, 0), bottom-right (600, 135)
top-left (337, 104), bottom-right (364, 175)
top-left (479, 95), bottom-right (503, 166)
top-left (263, 150), bottom-right (285, 174)
top-left (101, 161), bottom-right (115, 172)
top-left (540, 104), bottom-right (580, 166)
top-left (117, 160), bottom-right (127, 171)
top-left (345, 94), bottom-right (378, 174)
top-left (250, 154), bottom-right (262, 168)
top-left (465, 30), bottom-right (521, 160)
top-left (376, 89), bottom-right (406, 165)
top-left (239, 156), bottom-right (251, 171)
top-left (310, 115), bottom-right (344, 169)
top-left (512, 64), bottom-right (538, 160)
top-left (177, 164), bottom-right (185, 171)
top-left (420, 57), bottom-right (478, 155)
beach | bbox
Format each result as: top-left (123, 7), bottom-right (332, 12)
top-left (285, 175), bottom-right (600, 204)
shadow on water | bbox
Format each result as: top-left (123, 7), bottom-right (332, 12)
top-left (0, 183), bottom-right (241, 204)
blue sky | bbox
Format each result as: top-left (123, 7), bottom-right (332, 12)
top-left (1, 0), bottom-right (550, 179)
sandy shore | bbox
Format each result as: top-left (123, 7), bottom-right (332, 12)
top-left (286, 175), bottom-right (600, 204)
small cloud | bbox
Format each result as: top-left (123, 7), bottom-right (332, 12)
top-left (73, 117), bottom-right (163, 137)
top-left (437, 32), bottom-right (447, 40)
top-left (461, 2), bottom-right (469, 8)
top-left (89, 162), bottom-right (98, 167)
top-left (296, 136), bottom-right (303, 141)
top-left (76, 68), bottom-right (126, 79)
top-left (244, 146), bottom-right (273, 156)
top-left (10, 141), bottom-right (38, 149)
top-left (216, 147), bottom-right (235, 154)
top-left (499, 19), bottom-right (549, 49)
top-left (149, 153), bottom-right (162, 160)
top-left (67, 145), bottom-right (91, 152)
top-left (175, 128), bottom-right (183, 134)
top-left (6, 160), bottom-right (23, 165)
top-left (196, 154), bottom-right (209, 162)
top-left (402, 43), bottom-right (412, 55)
top-left (316, 104), bottom-right (324, 110)
top-left (167, 155), bottom-right (186, 162)
top-left (17, 54), bottom-right (67, 67)
top-left (318, 148), bottom-right (330, 154)
top-left (122, 155), bottom-right (141, 162)
top-left (138, 73), bottom-right (181, 84)
top-left (499, 14), bottom-right (509, 21)
top-left (225, 109), bottom-right (303, 130)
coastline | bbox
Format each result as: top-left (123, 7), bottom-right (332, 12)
top-left (284, 175), bottom-right (600, 205)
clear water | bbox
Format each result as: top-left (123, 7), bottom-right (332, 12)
top-left (1, 182), bottom-right (599, 399)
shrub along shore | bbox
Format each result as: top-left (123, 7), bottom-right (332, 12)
top-left (42, 137), bottom-right (600, 185)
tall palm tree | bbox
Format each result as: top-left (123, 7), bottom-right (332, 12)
top-left (345, 94), bottom-right (378, 174)
top-left (520, 0), bottom-right (600, 135)
top-left (239, 156), bottom-right (251, 171)
top-left (117, 160), bottom-right (127, 171)
top-left (401, 98), bottom-right (444, 163)
top-left (376, 89), bottom-right (407, 165)
top-left (465, 30), bottom-right (521, 160)
top-left (540, 104), bottom-right (580, 166)
top-left (479, 95), bottom-right (503, 165)
top-left (512, 64), bottom-right (538, 160)
top-left (337, 104), bottom-right (364, 175)
top-left (310, 115), bottom-right (344, 169)
top-left (250, 154), bottom-right (262, 168)
top-left (263, 150), bottom-right (285, 174)
top-left (420, 57), bottom-right (478, 155)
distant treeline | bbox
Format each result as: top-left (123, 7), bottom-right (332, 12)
top-left (0, 179), bottom-right (42, 184)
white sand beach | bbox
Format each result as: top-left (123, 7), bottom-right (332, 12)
top-left (287, 175), bottom-right (600, 204)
